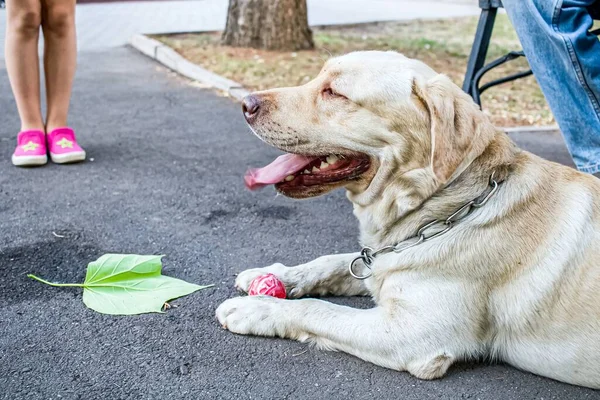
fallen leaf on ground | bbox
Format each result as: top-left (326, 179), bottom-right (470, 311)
top-left (28, 254), bottom-right (213, 315)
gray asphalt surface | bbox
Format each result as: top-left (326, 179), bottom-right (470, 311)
top-left (0, 48), bottom-right (597, 400)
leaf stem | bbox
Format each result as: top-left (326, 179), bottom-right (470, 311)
top-left (27, 274), bottom-right (84, 288)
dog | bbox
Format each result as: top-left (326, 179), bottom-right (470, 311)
top-left (216, 51), bottom-right (600, 389)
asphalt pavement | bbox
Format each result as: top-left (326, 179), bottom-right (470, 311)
top-left (0, 48), bottom-right (597, 400)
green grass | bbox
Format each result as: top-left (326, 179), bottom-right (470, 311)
top-left (156, 15), bottom-right (558, 127)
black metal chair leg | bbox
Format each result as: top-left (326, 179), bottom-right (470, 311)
top-left (464, 0), bottom-right (596, 108)
top-left (462, 6), bottom-right (498, 95)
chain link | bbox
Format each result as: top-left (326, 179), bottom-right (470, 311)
top-left (349, 172), bottom-right (501, 280)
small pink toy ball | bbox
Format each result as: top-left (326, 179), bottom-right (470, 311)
top-left (248, 273), bottom-right (286, 299)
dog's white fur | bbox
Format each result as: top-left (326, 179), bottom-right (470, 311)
top-left (216, 51), bottom-right (600, 388)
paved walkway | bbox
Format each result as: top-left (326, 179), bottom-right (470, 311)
top-left (0, 0), bottom-right (480, 55)
top-left (0, 45), bottom-right (593, 400)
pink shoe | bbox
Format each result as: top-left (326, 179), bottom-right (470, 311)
top-left (47, 127), bottom-right (86, 164)
top-left (12, 130), bottom-right (48, 167)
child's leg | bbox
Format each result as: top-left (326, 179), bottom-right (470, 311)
top-left (40, 0), bottom-right (76, 133)
top-left (5, 0), bottom-right (44, 132)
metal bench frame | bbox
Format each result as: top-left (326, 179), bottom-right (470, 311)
top-left (464, 0), bottom-right (600, 107)
top-left (462, 0), bottom-right (531, 106)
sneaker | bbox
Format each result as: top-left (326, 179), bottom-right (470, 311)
top-left (12, 130), bottom-right (48, 167)
top-left (47, 127), bottom-right (86, 164)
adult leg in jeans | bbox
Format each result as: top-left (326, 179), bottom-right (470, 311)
top-left (502, 0), bottom-right (600, 174)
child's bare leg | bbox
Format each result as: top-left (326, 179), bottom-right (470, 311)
top-left (5, 0), bottom-right (44, 132)
top-left (41, 0), bottom-right (76, 132)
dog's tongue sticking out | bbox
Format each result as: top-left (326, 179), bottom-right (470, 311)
top-left (245, 153), bottom-right (317, 190)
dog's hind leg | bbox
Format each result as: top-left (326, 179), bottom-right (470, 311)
top-left (235, 253), bottom-right (370, 297)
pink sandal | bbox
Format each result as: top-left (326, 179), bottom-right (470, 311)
top-left (12, 130), bottom-right (48, 167)
top-left (47, 127), bottom-right (86, 164)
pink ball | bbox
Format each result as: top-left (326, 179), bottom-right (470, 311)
top-left (248, 273), bottom-right (286, 299)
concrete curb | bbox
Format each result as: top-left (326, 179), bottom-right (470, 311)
top-left (504, 125), bottom-right (560, 134)
top-left (130, 33), bottom-right (558, 134)
top-left (129, 34), bottom-right (250, 100)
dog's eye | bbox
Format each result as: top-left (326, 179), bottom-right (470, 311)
top-left (322, 87), bottom-right (345, 99)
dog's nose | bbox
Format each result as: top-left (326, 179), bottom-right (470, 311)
top-left (242, 95), bottom-right (261, 121)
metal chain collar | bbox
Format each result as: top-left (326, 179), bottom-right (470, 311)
top-left (349, 172), bottom-right (501, 280)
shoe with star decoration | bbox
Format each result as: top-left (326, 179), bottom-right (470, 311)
top-left (12, 130), bottom-right (48, 167)
top-left (47, 127), bottom-right (86, 164)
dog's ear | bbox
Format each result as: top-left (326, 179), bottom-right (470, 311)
top-left (412, 75), bottom-right (493, 184)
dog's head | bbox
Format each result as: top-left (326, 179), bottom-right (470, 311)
top-left (243, 51), bottom-right (494, 200)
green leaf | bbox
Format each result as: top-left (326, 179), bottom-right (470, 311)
top-left (28, 254), bottom-right (213, 315)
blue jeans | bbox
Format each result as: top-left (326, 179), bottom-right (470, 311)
top-left (502, 0), bottom-right (600, 173)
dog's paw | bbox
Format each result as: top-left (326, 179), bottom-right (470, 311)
top-left (235, 263), bottom-right (287, 293)
top-left (216, 296), bottom-right (285, 336)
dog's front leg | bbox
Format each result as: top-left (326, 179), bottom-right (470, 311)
top-left (235, 253), bottom-right (369, 298)
top-left (216, 296), bottom-right (456, 380)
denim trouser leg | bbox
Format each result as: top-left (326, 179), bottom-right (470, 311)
top-left (502, 0), bottom-right (600, 173)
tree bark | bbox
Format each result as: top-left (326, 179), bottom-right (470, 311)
top-left (222, 0), bottom-right (314, 51)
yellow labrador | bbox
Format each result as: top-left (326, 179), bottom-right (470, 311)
top-left (216, 51), bottom-right (600, 389)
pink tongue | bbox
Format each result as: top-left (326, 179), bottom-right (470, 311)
top-left (245, 153), bottom-right (317, 190)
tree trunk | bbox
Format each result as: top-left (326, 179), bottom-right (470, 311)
top-left (221, 0), bottom-right (314, 51)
